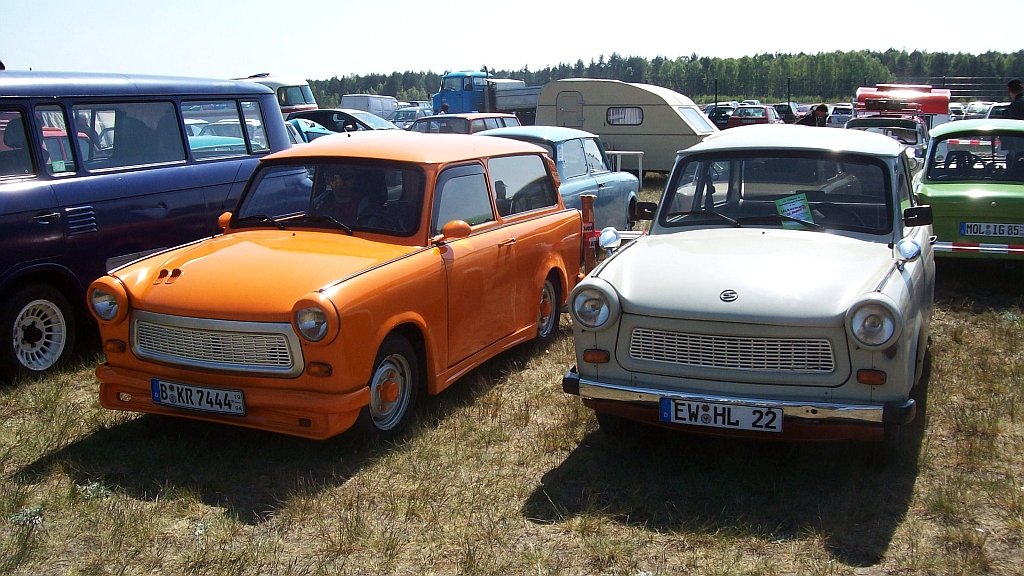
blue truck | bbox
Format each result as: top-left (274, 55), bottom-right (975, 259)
top-left (432, 70), bottom-right (541, 125)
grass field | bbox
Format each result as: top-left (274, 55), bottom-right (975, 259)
top-left (2, 178), bottom-right (1023, 575)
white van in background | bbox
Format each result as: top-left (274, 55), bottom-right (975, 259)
top-left (341, 94), bottom-right (399, 120)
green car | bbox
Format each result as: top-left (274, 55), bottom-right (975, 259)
top-left (916, 119), bottom-right (1024, 259)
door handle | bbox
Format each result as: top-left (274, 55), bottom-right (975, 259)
top-left (499, 238), bottom-right (517, 246)
top-left (33, 211), bottom-right (60, 224)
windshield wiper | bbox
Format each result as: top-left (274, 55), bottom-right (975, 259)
top-left (299, 214), bottom-right (354, 235)
top-left (663, 210), bottom-right (741, 227)
top-left (738, 213), bottom-right (824, 231)
top-left (234, 215), bottom-right (286, 229)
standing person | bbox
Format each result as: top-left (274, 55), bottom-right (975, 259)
top-left (1003, 80), bottom-right (1024, 174)
top-left (796, 104), bottom-right (828, 126)
top-left (1007, 79), bottom-right (1024, 120)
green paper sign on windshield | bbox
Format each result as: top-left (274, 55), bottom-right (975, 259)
top-left (776, 193), bottom-right (814, 229)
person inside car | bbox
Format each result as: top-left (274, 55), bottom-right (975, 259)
top-left (315, 166), bottom-right (366, 222)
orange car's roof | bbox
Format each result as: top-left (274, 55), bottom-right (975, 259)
top-left (264, 130), bottom-right (545, 164)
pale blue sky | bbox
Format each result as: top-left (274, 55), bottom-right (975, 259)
top-left (2, 0), bottom-right (1021, 81)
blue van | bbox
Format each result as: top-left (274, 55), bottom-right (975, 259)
top-left (0, 70), bottom-right (291, 380)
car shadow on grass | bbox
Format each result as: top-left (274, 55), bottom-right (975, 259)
top-left (14, 413), bottom-right (392, 524)
top-left (13, 322), bottom-right (570, 526)
top-left (523, 371), bottom-right (930, 568)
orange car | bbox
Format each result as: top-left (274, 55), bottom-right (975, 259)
top-left (88, 130), bottom-right (582, 439)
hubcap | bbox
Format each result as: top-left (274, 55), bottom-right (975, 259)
top-left (538, 282), bottom-right (556, 337)
top-left (369, 354), bottom-right (411, 431)
top-left (14, 299), bottom-right (67, 371)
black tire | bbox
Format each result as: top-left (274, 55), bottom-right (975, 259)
top-left (536, 277), bottom-right (560, 341)
top-left (356, 334), bottom-right (420, 439)
top-left (1, 283), bottom-right (76, 381)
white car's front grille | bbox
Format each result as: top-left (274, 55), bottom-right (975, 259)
top-left (629, 328), bottom-right (835, 373)
top-left (132, 311), bottom-right (303, 376)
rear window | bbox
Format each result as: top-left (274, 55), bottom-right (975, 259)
top-left (488, 154), bottom-right (558, 216)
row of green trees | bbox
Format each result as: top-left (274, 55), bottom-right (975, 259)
top-left (309, 49), bottom-right (1024, 108)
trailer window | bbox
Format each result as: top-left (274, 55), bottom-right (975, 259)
top-left (607, 107), bottom-right (643, 126)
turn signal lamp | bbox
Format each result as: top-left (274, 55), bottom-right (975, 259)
top-left (857, 369), bottom-right (887, 386)
top-left (583, 349), bottom-right (610, 364)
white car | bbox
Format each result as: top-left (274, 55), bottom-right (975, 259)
top-left (563, 124), bottom-right (935, 456)
top-left (826, 103), bottom-right (854, 127)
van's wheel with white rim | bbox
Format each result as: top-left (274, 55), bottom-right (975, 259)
top-left (536, 277), bottom-right (560, 341)
top-left (357, 334), bottom-right (420, 439)
top-left (1, 283), bottom-right (76, 381)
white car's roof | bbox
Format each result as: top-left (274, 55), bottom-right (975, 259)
top-left (686, 124), bottom-right (905, 157)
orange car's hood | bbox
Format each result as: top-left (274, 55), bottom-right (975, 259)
top-left (112, 230), bottom-right (422, 320)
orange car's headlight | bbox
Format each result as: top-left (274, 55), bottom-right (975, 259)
top-left (88, 277), bottom-right (129, 324)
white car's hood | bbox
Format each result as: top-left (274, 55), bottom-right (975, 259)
top-left (596, 228), bottom-right (896, 326)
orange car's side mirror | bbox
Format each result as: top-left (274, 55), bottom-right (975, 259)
top-left (432, 220), bottom-right (471, 244)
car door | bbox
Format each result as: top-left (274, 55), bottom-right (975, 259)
top-left (432, 163), bottom-right (517, 365)
top-left (554, 137), bottom-right (598, 215)
top-left (0, 108), bottom-right (64, 281)
top-left (582, 137), bottom-right (631, 229)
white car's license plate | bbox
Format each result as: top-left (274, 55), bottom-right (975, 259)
top-left (659, 398), bottom-right (782, 432)
top-left (151, 378), bottom-right (245, 416)
top-left (960, 222), bottom-right (1024, 237)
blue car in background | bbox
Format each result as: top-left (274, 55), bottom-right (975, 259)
top-left (287, 117), bottom-right (335, 142)
top-left (479, 126), bottom-right (639, 230)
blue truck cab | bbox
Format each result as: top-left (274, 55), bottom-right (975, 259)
top-left (432, 70), bottom-right (491, 114)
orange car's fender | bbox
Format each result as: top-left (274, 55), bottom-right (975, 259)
top-left (315, 247), bottom-right (448, 393)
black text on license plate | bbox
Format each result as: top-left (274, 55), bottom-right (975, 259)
top-left (960, 222), bottom-right (1024, 237)
top-left (659, 398), bottom-right (782, 432)
top-left (151, 379), bottom-right (245, 416)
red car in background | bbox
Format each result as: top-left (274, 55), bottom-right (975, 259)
top-left (726, 105), bottom-right (784, 128)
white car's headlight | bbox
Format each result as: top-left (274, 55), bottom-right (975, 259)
top-left (571, 279), bottom-right (620, 330)
top-left (295, 306), bottom-right (329, 342)
top-left (573, 288), bottom-right (609, 328)
top-left (848, 301), bottom-right (900, 348)
top-left (90, 288), bottom-right (120, 321)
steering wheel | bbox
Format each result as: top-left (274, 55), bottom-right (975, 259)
top-left (815, 202), bottom-right (867, 228)
top-left (944, 150), bottom-right (982, 170)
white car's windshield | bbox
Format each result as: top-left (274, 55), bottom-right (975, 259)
top-left (660, 153), bottom-right (893, 234)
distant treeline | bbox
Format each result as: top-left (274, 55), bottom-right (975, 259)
top-left (309, 49), bottom-right (1024, 108)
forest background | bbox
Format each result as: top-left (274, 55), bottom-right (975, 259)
top-left (308, 49), bottom-right (1024, 108)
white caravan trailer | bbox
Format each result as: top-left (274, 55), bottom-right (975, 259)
top-left (535, 78), bottom-right (717, 173)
